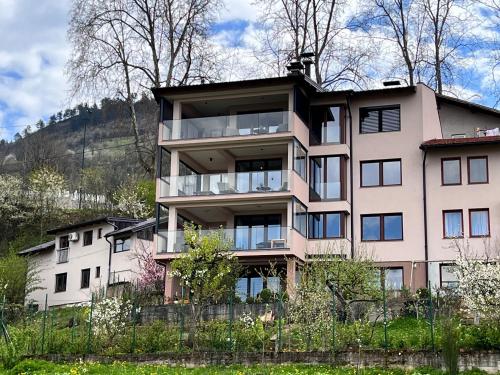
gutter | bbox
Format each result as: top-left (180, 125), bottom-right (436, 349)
top-left (422, 150), bottom-right (429, 285)
top-left (105, 219), bottom-right (119, 287)
top-left (347, 93), bottom-right (354, 258)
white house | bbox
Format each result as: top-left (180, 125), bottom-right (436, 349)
top-left (19, 216), bottom-right (156, 309)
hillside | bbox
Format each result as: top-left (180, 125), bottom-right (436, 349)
top-left (0, 96), bottom-right (159, 188)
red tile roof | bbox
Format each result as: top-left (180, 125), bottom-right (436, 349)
top-left (420, 136), bottom-right (500, 150)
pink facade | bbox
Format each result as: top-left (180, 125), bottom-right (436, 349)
top-left (153, 74), bottom-right (500, 300)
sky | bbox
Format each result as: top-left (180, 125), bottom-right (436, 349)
top-left (0, 0), bottom-right (498, 141)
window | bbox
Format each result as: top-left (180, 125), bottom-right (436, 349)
top-left (81, 268), bottom-right (90, 289)
top-left (308, 212), bottom-right (345, 239)
top-left (440, 264), bottom-right (459, 289)
top-left (310, 106), bottom-right (344, 144)
top-left (310, 156), bottom-right (345, 200)
top-left (441, 158), bottom-right (461, 185)
top-left (234, 215), bottom-right (282, 250)
top-left (59, 235), bottom-right (69, 249)
top-left (83, 230), bottom-right (93, 246)
top-left (293, 198), bottom-right (307, 236)
top-left (97, 228), bottom-right (102, 239)
top-left (360, 106), bottom-right (400, 133)
top-left (96, 266), bottom-right (101, 278)
top-left (468, 156), bottom-right (488, 184)
top-left (236, 159), bottom-right (283, 192)
top-left (55, 273), bottom-right (67, 293)
top-left (114, 238), bottom-right (131, 252)
top-left (293, 139), bottom-right (307, 180)
top-left (469, 209), bottom-right (490, 237)
top-left (443, 210), bottom-right (463, 238)
top-left (137, 227), bottom-right (154, 241)
top-left (383, 268), bottom-right (404, 290)
top-left (361, 159), bottom-right (401, 187)
top-left (361, 213), bottom-right (403, 241)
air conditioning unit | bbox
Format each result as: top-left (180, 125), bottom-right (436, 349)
top-left (68, 232), bottom-right (79, 241)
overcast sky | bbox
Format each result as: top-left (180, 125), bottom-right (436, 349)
top-left (0, 0), bottom-right (498, 141)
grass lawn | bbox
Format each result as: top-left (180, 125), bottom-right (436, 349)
top-left (0, 360), bottom-right (493, 375)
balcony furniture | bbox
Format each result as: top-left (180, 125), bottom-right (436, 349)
top-left (271, 239), bottom-right (286, 248)
top-left (256, 185), bottom-right (272, 192)
top-left (256, 241), bottom-right (272, 249)
top-left (194, 190), bottom-right (215, 196)
top-left (280, 182), bottom-right (288, 191)
top-left (218, 182), bottom-right (236, 194)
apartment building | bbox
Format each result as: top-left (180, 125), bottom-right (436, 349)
top-left (152, 69), bottom-right (500, 302)
top-left (19, 217), bottom-right (156, 309)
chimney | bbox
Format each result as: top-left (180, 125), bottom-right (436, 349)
top-left (300, 52), bottom-right (315, 77)
top-left (286, 60), bottom-right (304, 76)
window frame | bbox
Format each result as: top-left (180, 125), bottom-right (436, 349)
top-left (308, 212), bottom-right (346, 239)
top-left (97, 228), bottom-right (103, 239)
top-left (442, 210), bottom-right (464, 239)
top-left (293, 138), bottom-right (307, 181)
top-left (441, 157), bottom-right (462, 186)
top-left (81, 268), bottom-right (91, 289)
top-left (439, 263), bottom-right (459, 289)
top-left (292, 197), bottom-right (308, 237)
top-left (359, 105), bottom-right (401, 134)
top-left (360, 159), bottom-right (402, 187)
top-left (83, 230), bottom-right (93, 246)
top-left (310, 105), bottom-right (346, 145)
top-left (96, 266), bottom-right (101, 278)
top-left (309, 155), bottom-right (346, 201)
top-left (55, 272), bottom-right (67, 293)
top-left (468, 208), bottom-right (490, 238)
top-left (114, 237), bottom-right (132, 253)
top-left (361, 213), bottom-right (403, 242)
top-left (380, 267), bottom-right (404, 291)
top-left (467, 156), bottom-right (489, 184)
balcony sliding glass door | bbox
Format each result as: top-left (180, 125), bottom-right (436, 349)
top-left (235, 215), bottom-right (283, 250)
top-left (236, 159), bottom-right (283, 193)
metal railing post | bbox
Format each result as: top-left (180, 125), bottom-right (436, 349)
top-left (87, 293), bottom-right (94, 354)
top-left (41, 294), bottom-right (48, 354)
top-left (428, 281), bottom-right (435, 352)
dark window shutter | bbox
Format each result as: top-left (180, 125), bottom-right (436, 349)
top-left (382, 108), bottom-right (400, 132)
top-left (360, 109), bottom-right (379, 133)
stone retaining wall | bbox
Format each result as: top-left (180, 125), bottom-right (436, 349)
top-left (31, 350), bottom-right (500, 373)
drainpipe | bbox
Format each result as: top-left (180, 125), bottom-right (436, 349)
top-left (422, 150), bottom-right (429, 285)
top-left (105, 219), bottom-right (119, 287)
top-left (347, 94), bottom-right (354, 258)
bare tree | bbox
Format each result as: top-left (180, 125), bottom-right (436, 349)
top-left (421, 0), bottom-right (471, 94)
top-left (371, 0), bottom-right (426, 86)
top-left (67, 0), bottom-right (220, 176)
top-left (255, 0), bottom-right (370, 88)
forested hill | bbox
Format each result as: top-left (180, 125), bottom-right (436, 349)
top-left (0, 95), bottom-right (158, 187)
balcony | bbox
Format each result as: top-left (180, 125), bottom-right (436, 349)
top-left (162, 111), bottom-right (290, 141)
top-left (157, 226), bottom-right (291, 254)
top-left (57, 248), bottom-right (69, 264)
top-left (160, 170), bottom-right (290, 198)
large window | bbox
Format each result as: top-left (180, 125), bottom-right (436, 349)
top-left (468, 156), bottom-right (488, 184)
top-left (236, 159), bottom-right (283, 192)
top-left (360, 106), bottom-right (400, 133)
top-left (443, 210), bottom-right (463, 238)
top-left (440, 264), bottom-right (459, 289)
top-left (441, 158), bottom-right (461, 185)
top-left (361, 159), bottom-right (401, 187)
top-left (469, 209), bottom-right (490, 237)
top-left (83, 230), bottom-right (93, 246)
top-left (293, 198), bottom-right (307, 236)
top-left (81, 268), bottom-right (90, 289)
top-left (234, 215), bottom-right (282, 250)
top-left (311, 106), bottom-right (344, 144)
top-left (59, 235), bottom-right (69, 249)
top-left (293, 139), bottom-right (307, 180)
top-left (383, 268), bottom-right (404, 290)
top-left (361, 213), bottom-right (403, 241)
top-left (310, 156), bottom-right (345, 200)
top-left (236, 276), bottom-right (281, 302)
top-left (55, 273), bottom-right (67, 293)
top-left (308, 212), bottom-right (345, 239)
top-left (114, 238), bottom-right (131, 253)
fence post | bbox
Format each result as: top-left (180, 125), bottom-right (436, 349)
top-left (428, 281), bottom-right (435, 352)
top-left (87, 293), bottom-right (94, 354)
top-left (382, 279), bottom-right (388, 351)
top-left (277, 297), bottom-right (283, 352)
top-left (131, 297), bottom-right (137, 354)
top-left (227, 294), bottom-right (233, 352)
top-left (41, 294), bottom-right (48, 354)
top-left (331, 281), bottom-right (336, 353)
top-left (178, 286), bottom-right (185, 351)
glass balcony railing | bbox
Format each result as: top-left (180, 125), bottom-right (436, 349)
top-left (157, 227), bottom-right (291, 254)
top-left (160, 170), bottom-right (290, 198)
top-left (162, 111), bottom-right (290, 141)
